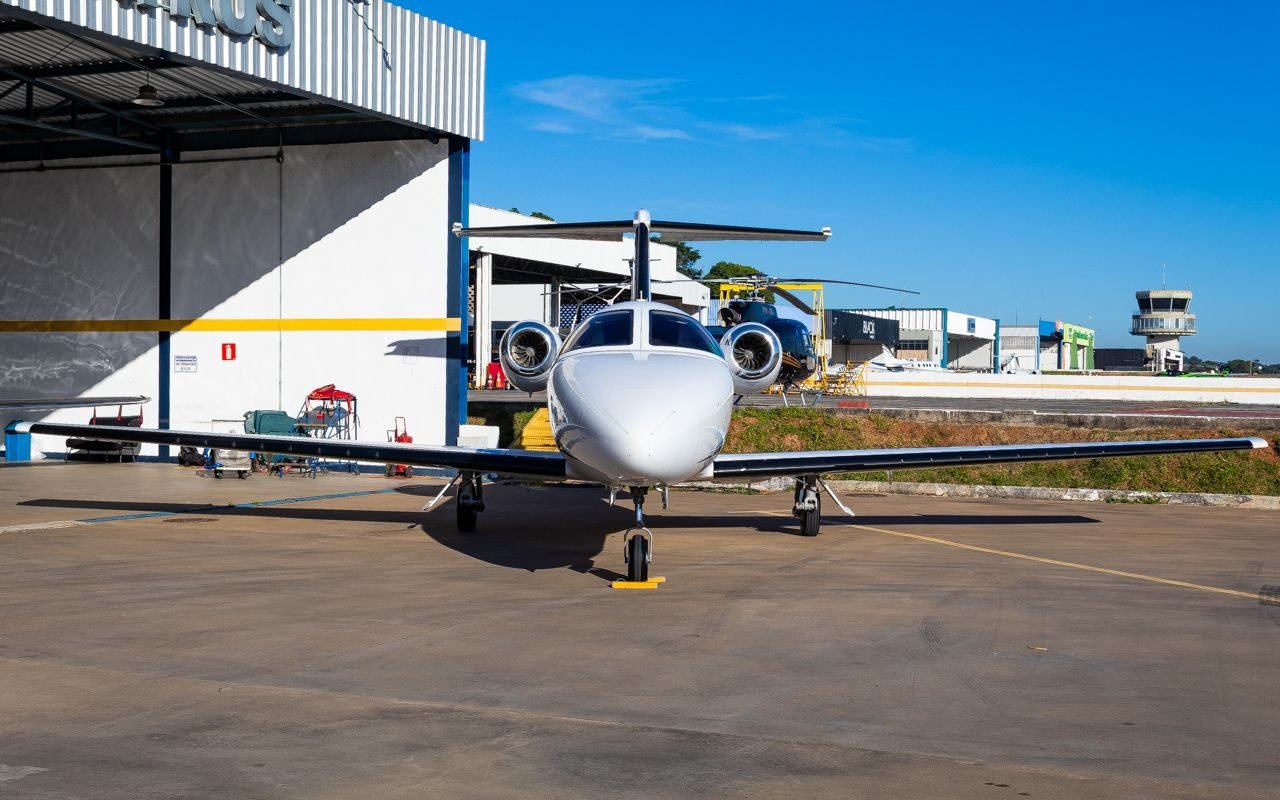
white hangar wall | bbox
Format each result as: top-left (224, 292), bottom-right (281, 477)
top-left (1, 138), bottom-right (457, 458)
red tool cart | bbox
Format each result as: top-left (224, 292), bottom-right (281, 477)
top-left (385, 416), bottom-right (413, 477)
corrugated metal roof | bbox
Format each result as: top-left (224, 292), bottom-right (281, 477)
top-left (0, 0), bottom-right (485, 140)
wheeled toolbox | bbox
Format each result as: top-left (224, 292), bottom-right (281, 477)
top-left (209, 448), bottom-right (252, 479)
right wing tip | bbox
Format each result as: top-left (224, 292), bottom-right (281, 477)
top-left (1249, 437), bottom-right (1270, 450)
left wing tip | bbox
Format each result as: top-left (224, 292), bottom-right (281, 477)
top-left (1249, 437), bottom-right (1270, 450)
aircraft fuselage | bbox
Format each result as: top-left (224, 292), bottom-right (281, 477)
top-left (547, 301), bottom-right (735, 487)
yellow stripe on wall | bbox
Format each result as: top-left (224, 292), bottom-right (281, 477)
top-left (0, 318), bottom-right (462, 333)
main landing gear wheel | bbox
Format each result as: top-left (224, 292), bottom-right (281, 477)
top-left (800, 493), bottom-right (821, 537)
top-left (455, 471), bottom-right (484, 533)
top-left (456, 504), bottom-right (478, 532)
top-left (794, 475), bottom-right (822, 537)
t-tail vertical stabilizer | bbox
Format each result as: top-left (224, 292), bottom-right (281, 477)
top-left (632, 209), bottom-right (652, 301)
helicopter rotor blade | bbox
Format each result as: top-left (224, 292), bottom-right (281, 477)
top-left (770, 286), bottom-right (819, 316)
top-left (780, 278), bottom-right (920, 295)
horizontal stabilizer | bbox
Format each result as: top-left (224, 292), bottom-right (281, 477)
top-left (454, 220), bottom-right (831, 243)
top-left (0, 396), bottom-right (150, 412)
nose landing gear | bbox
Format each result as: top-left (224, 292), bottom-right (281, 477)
top-left (614, 487), bottom-right (665, 589)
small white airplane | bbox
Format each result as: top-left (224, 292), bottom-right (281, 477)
top-left (12, 211), bottom-right (1268, 586)
top-left (866, 345), bottom-right (953, 373)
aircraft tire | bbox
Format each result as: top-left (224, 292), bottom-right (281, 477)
top-left (457, 504), bottom-right (478, 532)
top-left (800, 494), bottom-right (821, 537)
top-left (627, 535), bottom-right (649, 582)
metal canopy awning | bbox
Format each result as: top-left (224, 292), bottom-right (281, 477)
top-left (0, 8), bottom-right (470, 163)
top-left (484, 253), bottom-right (628, 287)
top-left (481, 253), bottom-right (695, 309)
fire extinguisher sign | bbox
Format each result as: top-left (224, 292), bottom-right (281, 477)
top-left (221, 343), bottom-right (237, 361)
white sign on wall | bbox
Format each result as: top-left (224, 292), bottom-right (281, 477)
top-left (174, 355), bottom-right (198, 373)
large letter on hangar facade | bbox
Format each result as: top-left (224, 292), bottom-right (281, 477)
top-left (127, 0), bottom-right (294, 50)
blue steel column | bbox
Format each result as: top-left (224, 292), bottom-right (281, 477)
top-left (940, 309), bottom-right (949, 368)
top-left (993, 319), bottom-right (1001, 372)
top-left (446, 137), bottom-right (471, 446)
top-left (157, 160), bottom-right (172, 461)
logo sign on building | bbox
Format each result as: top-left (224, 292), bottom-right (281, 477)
top-left (174, 355), bottom-right (198, 373)
top-left (221, 343), bottom-right (237, 361)
top-left (125, 0), bottom-right (295, 50)
top-left (861, 320), bottom-right (876, 337)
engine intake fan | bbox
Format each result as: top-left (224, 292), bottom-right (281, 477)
top-left (720, 322), bottom-right (782, 394)
top-left (500, 320), bottom-right (561, 393)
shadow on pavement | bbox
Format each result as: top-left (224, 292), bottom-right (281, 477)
top-left (20, 488), bottom-right (1099, 583)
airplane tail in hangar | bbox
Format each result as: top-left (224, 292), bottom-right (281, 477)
top-left (453, 210), bottom-right (831, 304)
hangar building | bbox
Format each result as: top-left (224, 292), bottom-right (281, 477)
top-left (0, 0), bottom-right (484, 459)
top-left (843, 308), bottom-right (998, 371)
top-left (826, 309), bottom-right (900, 365)
top-left (998, 320), bottom-right (1096, 373)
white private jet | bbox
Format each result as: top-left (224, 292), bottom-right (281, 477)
top-left (13, 211), bottom-right (1268, 586)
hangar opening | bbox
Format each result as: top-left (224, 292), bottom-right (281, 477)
top-left (0, 0), bottom-right (485, 459)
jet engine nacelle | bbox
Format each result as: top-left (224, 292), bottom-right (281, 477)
top-left (499, 321), bottom-right (561, 393)
top-left (720, 322), bottom-right (783, 394)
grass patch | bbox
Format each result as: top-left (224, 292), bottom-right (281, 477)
top-left (725, 408), bottom-right (1279, 496)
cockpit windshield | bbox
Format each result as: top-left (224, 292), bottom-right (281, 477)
top-left (564, 311), bottom-right (634, 351)
top-left (649, 311), bottom-right (722, 355)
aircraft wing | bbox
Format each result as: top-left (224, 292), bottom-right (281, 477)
top-left (12, 421), bottom-right (567, 479)
top-left (712, 437), bottom-right (1269, 479)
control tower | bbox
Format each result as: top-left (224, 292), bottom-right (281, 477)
top-left (1131, 289), bottom-right (1196, 367)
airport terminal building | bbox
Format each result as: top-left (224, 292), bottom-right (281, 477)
top-left (0, 0), bottom-right (484, 458)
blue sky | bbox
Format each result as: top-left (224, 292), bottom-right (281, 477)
top-left (415, 2), bottom-right (1280, 361)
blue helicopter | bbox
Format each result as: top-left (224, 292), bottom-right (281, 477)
top-left (701, 275), bottom-right (919, 388)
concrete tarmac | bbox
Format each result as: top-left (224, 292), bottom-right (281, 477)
top-left (1, 464), bottom-right (1278, 798)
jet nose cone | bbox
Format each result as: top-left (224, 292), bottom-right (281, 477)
top-left (550, 351), bottom-right (733, 484)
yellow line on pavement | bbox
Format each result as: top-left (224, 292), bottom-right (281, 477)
top-left (849, 522), bottom-right (1259, 600)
